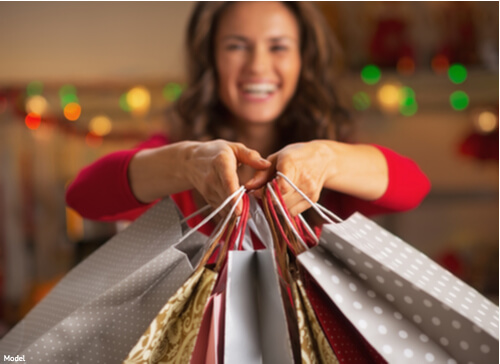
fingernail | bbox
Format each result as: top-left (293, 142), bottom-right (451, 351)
top-left (260, 158), bottom-right (271, 164)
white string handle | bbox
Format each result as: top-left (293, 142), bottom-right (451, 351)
top-left (178, 186), bottom-right (246, 244)
top-left (298, 213), bottom-right (319, 245)
top-left (276, 171), bottom-right (342, 224)
top-left (180, 204), bottom-right (211, 224)
top-left (267, 182), bottom-right (309, 251)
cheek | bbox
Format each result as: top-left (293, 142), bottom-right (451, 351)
top-left (280, 57), bottom-right (302, 92)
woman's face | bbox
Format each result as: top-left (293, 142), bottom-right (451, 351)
top-left (215, 1), bottom-right (301, 125)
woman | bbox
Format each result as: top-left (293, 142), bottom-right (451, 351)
top-left (66, 2), bottom-right (430, 229)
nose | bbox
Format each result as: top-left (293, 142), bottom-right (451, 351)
top-left (246, 44), bottom-right (272, 75)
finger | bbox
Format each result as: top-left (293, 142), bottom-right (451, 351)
top-left (288, 200), bottom-right (314, 217)
top-left (215, 165), bottom-right (243, 216)
top-left (230, 143), bottom-right (271, 170)
top-left (245, 154), bottom-right (278, 190)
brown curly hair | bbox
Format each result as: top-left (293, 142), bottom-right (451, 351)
top-left (168, 1), bottom-right (352, 150)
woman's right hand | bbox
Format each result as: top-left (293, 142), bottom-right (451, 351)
top-left (129, 140), bottom-right (270, 215)
top-left (184, 140), bottom-right (271, 215)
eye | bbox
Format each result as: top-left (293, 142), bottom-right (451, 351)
top-left (270, 44), bottom-right (289, 52)
top-left (226, 43), bottom-right (247, 51)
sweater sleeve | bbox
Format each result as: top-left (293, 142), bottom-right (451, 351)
top-left (65, 134), bottom-right (169, 221)
top-left (321, 145), bottom-right (431, 218)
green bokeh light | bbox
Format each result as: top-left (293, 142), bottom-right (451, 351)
top-left (352, 92), bottom-right (371, 111)
top-left (361, 65), bottom-right (381, 85)
top-left (60, 94), bottom-right (79, 108)
top-left (27, 81), bottom-right (44, 97)
top-left (448, 64), bottom-right (467, 84)
top-left (399, 87), bottom-right (417, 116)
top-left (163, 83), bottom-right (183, 102)
top-left (450, 91), bottom-right (469, 110)
top-left (119, 93), bottom-right (132, 112)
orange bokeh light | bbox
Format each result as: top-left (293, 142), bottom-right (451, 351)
top-left (63, 102), bottom-right (81, 121)
top-left (25, 112), bottom-right (41, 130)
top-left (396, 57), bottom-right (415, 75)
top-left (85, 131), bottom-right (103, 148)
top-left (431, 55), bottom-right (450, 74)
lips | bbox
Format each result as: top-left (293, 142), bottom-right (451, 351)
top-left (240, 83), bottom-right (278, 99)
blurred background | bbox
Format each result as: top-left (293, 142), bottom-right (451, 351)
top-left (0, 2), bottom-right (498, 336)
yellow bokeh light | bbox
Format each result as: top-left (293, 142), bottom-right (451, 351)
top-left (89, 115), bottom-right (112, 136)
top-left (126, 86), bottom-right (151, 116)
top-left (476, 111), bottom-right (498, 134)
top-left (26, 95), bottom-right (48, 115)
top-left (377, 83), bottom-right (402, 112)
top-left (64, 102), bottom-right (81, 121)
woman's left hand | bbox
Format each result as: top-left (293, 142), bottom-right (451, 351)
top-left (245, 140), bottom-right (389, 216)
top-left (245, 141), bottom-right (333, 216)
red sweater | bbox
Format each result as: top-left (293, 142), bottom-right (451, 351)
top-left (66, 135), bottom-right (430, 231)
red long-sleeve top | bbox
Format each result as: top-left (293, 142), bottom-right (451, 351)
top-left (65, 135), bottom-right (431, 233)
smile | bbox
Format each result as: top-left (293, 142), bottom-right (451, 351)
top-left (241, 83), bottom-right (278, 100)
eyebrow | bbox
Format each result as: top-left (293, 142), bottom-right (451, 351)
top-left (220, 35), bottom-right (298, 43)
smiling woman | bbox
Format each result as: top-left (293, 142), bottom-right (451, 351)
top-left (66, 1), bottom-right (430, 229)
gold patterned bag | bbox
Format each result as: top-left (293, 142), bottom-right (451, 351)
top-left (123, 266), bottom-right (217, 364)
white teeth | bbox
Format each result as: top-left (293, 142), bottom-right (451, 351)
top-left (242, 83), bottom-right (277, 93)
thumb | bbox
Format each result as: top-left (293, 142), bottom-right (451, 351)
top-left (245, 154), bottom-right (277, 190)
top-left (230, 143), bottom-right (271, 170)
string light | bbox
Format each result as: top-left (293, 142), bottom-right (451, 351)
top-left (399, 87), bottom-right (418, 116)
top-left (431, 55), bottom-right (449, 74)
top-left (475, 111), bottom-right (498, 133)
top-left (26, 81), bottom-right (44, 97)
top-left (377, 83), bottom-right (401, 112)
top-left (89, 115), bottom-right (112, 136)
top-left (450, 91), bottom-right (469, 111)
top-left (396, 57), bottom-right (415, 76)
top-left (163, 82), bottom-right (183, 102)
top-left (63, 102), bottom-right (82, 121)
top-left (352, 92), bottom-right (371, 111)
top-left (126, 86), bottom-right (151, 116)
top-left (361, 65), bottom-right (381, 85)
top-left (25, 112), bottom-right (41, 130)
top-left (448, 64), bottom-right (468, 84)
top-left (85, 131), bottom-right (103, 147)
top-left (25, 95), bottom-right (49, 115)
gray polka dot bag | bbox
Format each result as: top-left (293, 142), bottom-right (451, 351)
top-left (0, 198), bottom-right (209, 363)
top-left (297, 209), bottom-right (499, 364)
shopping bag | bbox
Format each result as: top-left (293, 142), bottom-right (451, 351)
top-left (0, 198), bottom-right (208, 363)
top-left (124, 266), bottom-right (217, 364)
top-left (299, 213), bottom-right (499, 364)
top-left (224, 249), bottom-right (296, 364)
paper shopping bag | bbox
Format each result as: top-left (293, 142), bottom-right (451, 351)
top-left (0, 198), bottom-right (208, 363)
top-left (224, 249), bottom-right (296, 364)
top-left (299, 212), bottom-right (499, 364)
top-left (124, 266), bottom-right (217, 364)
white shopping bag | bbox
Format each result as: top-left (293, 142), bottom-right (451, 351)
top-left (224, 248), bottom-right (296, 364)
top-left (299, 212), bottom-right (499, 364)
top-left (0, 198), bottom-right (208, 363)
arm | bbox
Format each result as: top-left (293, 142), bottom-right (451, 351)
top-left (66, 138), bottom-right (270, 221)
top-left (247, 140), bottom-right (430, 216)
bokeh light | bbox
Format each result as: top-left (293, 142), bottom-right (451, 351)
top-left (63, 102), bottom-right (82, 121)
top-left (163, 82), bottom-right (183, 102)
top-left (85, 131), bottom-right (103, 148)
top-left (119, 93), bottom-right (132, 112)
top-left (25, 112), bottom-right (41, 130)
top-left (475, 111), bottom-right (498, 133)
top-left (450, 91), bottom-right (469, 111)
top-left (126, 86), bottom-right (151, 116)
top-left (352, 92), bottom-right (371, 111)
top-left (396, 57), bottom-right (415, 76)
top-left (361, 65), bottom-right (381, 85)
top-left (27, 81), bottom-right (44, 97)
top-left (59, 84), bottom-right (79, 108)
top-left (448, 64), bottom-right (468, 84)
top-left (25, 95), bottom-right (49, 115)
top-left (399, 87), bottom-right (418, 116)
top-left (431, 55), bottom-right (449, 74)
top-left (89, 115), bottom-right (112, 136)
top-left (377, 83), bottom-right (401, 112)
